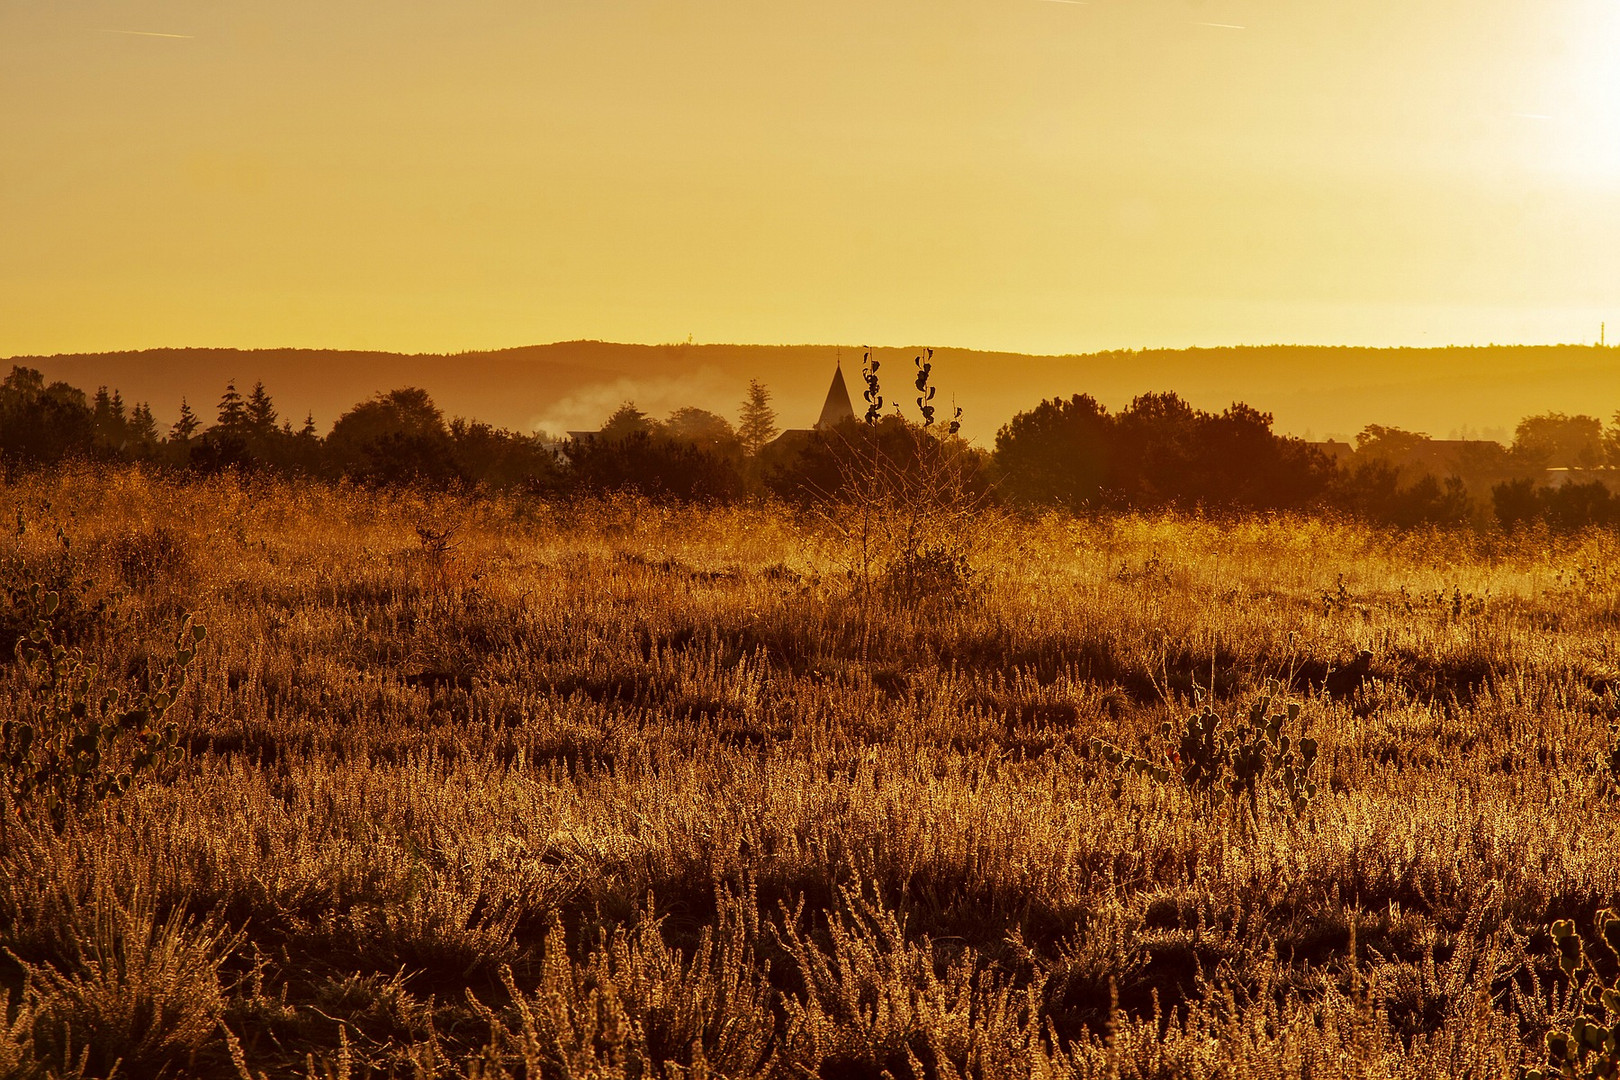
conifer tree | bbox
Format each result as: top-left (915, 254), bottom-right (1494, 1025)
top-left (216, 381), bottom-right (247, 433)
top-left (91, 386), bottom-right (129, 451)
top-left (129, 402), bottom-right (159, 447)
top-left (738, 379), bottom-right (778, 455)
top-left (171, 398), bottom-right (200, 442)
top-left (246, 380), bottom-right (277, 438)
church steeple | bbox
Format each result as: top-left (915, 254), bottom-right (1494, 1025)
top-left (815, 360), bottom-right (855, 429)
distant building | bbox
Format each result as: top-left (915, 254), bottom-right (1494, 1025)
top-left (765, 361), bottom-right (856, 455)
top-left (1308, 440), bottom-right (1354, 464)
top-left (815, 364), bottom-right (855, 429)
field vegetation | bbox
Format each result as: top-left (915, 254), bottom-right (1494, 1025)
top-left (2, 463), bottom-right (1619, 1078)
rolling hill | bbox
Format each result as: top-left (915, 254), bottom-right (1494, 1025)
top-left (6, 341), bottom-right (1619, 445)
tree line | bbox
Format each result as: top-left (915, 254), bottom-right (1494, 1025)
top-left (0, 369), bottom-right (558, 490)
top-left (2, 363), bottom-right (1617, 530)
top-left (995, 394), bottom-right (1620, 530)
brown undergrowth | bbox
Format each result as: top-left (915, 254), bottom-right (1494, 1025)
top-left (0, 464), bottom-right (1617, 1077)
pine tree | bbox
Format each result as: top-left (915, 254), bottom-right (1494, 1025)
top-left (91, 386), bottom-right (129, 451)
top-left (246, 380), bottom-right (277, 438)
top-left (738, 379), bottom-right (778, 455)
top-left (291, 411), bottom-right (320, 474)
top-left (171, 398), bottom-right (200, 442)
top-left (129, 402), bottom-right (159, 447)
top-left (216, 381), bottom-right (247, 433)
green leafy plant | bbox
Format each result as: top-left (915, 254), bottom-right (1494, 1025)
top-left (1091, 681), bottom-right (1319, 818)
top-left (1526, 908), bottom-right (1620, 1080)
top-left (2, 575), bottom-right (203, 828)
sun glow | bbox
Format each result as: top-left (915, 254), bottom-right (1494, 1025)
top-left (1, 0), bottom-right (1617, 356)
top-left (1528, 1), bottom-right (1620, 182)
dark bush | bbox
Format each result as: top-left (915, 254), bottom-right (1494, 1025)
top-left (567, 430), bottom-right (743, 502)
top-left (326, 388), bottom-right (462, 487)
top-left (991, 394), bottom-right (1110, 510)
top-left (992, 391), bottom-right (1329, 513)
top-left (765, 417), bottom-right (992, 509)
top-left (1331, 461), bottom-right (1472, 528)
top-left (0, 367), bottom-right (95, 474)
top-left (187, 430), bottom-right (255, 475)
top-left (449, 419), bottom-right (563, 493)
top-left (1494, 477), bottom-right (1620, 532)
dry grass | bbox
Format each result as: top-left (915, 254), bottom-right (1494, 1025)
top-left (0, 463), bottom-right (1617, 1077)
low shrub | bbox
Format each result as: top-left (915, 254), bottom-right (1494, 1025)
top-left (1, 569), bottom-right (203, 829)
top-left (1526, 908), bottom-right (1620, 1080)
top-left (1091, 681), bottom-right (1319, 819)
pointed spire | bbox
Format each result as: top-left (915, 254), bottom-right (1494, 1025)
top-left (816, 363), bottom-right (856, 429)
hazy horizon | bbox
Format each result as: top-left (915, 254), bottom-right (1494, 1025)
top-left (12, 339), bottom-right (1617, 447)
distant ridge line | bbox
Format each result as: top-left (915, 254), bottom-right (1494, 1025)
top-left (6, 341), bottom-right (1616, 443)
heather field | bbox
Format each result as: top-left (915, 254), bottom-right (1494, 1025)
top-left (2, 465), bottom-right (1619, 1078)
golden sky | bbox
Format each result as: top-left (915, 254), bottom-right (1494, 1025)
top-left (3, 0), bottom-right (1618, 357)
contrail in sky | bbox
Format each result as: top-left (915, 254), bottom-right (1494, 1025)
top-left (1036, 1), bottom-right (1090, 6)
top-left (95, 29), bottom-right (194, 39)
top-left (1195, 22), bottom-right (1247, 29)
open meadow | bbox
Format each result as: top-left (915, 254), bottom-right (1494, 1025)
top-left (2, 465), bottom-right (1619, 1078)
